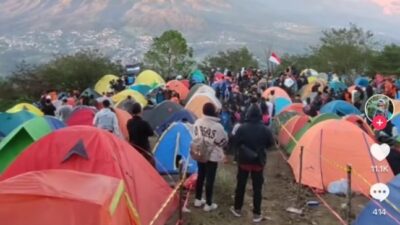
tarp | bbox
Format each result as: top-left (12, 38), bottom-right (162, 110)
top-left (0, 170), bottom-right (137, 225)
top-left (112, 89), bottom-right (147, 107)
top-left (320, 100), bottom-right (361, 116)
top-left (190, 70), bottom-right (206, 84)
top-left (6, 103), bottom-right (43, 116)
top-left (166, 80), bottom-right (189, 100)
top-left (0, 117), bottom-right (61, 173)
top-left (135, 70), bottom-right (165, 88)
top-left (185, 93), bottom-right (222, 118)
top-left (65, 106), bottom-right (97, 126)
top-left (275, 97), bottom-right (292, 115)
top-left (80, 88), bottom-right (101, 99)
top-left (354, 175), bottom-right (400, 225)
top-left (262, 87), bottom-right (290, 101)
top-left (1, 126), bottom-right (177, 225)
top-left (0, 111), bottom-right (36, 137)
top-left (155, 109), bottom-right (197, 136)
top-left (94, 74), bottom-right (118, 94)
top-left (143, 101), bottom-right (183, 130)
top-left (289, 120), bottom-right (394, 195)
top-left (130, 84), bottom-right (152, 96)
top-left (153, 122), bottom-right (196, 174)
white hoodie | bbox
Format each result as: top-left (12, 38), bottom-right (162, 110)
top-left (193, 116), bottom-right (228, 162)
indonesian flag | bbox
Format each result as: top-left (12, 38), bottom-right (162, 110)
top-left (269, 52), bottom-right (281, 65)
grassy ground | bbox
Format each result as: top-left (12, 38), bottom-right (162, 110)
top-left (166, 150), bottom-right (368, 225)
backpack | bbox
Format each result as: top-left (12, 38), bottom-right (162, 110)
top-left (190, 137), bottom-right (213, 163)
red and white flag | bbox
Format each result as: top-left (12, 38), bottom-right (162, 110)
top-left (269, 52), bottom-right (281, 65)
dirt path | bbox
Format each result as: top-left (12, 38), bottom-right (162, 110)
top-left (169, 150), bottom-right (368, 225)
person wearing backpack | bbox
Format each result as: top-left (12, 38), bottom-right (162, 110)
top-left (230, 103), bottom-right (274, 223)
top-left (192, 103), bottom-right (228, 212)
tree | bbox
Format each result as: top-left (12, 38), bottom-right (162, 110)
top-left (370, 44), bottom-right (400, 75)
top-left (200, 47), bottom-right (259, 73)
top-left (143, 30), bottom-right (195, 79)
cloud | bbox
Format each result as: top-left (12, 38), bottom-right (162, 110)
top-left (371, 0), bottom-right (400, 15)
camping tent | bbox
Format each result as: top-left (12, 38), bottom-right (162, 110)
top-left (153, 122), bottom-right (196, 174)
top-left (180, 79), bottom-right (190, 88)
top-left (0, 110), bottom-right (36, 137)
top-left (80, 88), bottom-right (101, 99)
top-left (0, 170), bottom-right (138, 225)
top-left (1, 126), bottom-right (177, 225)
top-left (65, 106), bottom-right (97, 126)
top-left (355, 77), bottom-right (369, 88)
top-left (189, 70), bottom-right (206, 84)
top-left (130, 84), bottom-right (152, 96)
top-left (155, 109), bottom-right (197, 136)
top-left (185, 93), bottom-right (222, 118)
top-left (279, 103), bottom-right (305, 115)
top-left (320, 100), bottom-right (361, 116)
top-left (114, 108), bottom-right (131, 140)
top-left (166, 80), bottom-right (189, 100)
top-left (271, 111), bottom-right (299, 135)
top-left (288, 120), bottom-right (394, 195)
top-left (275, 97), bottom-right (292, 115)
top-left (112, 89), bottom-right (147, 107)
top-left (328, 81), bottom-right (347, 92)
top-left (298, 82), bottom-right (325, 100)
top-left (94, 74), bottom-right (119, 94)
top-left (300, 68), bottom-right (318, 77)
top-left (143, 101), bottom-right (183, 130)
top-left (354, 174), bottom-right (400, 225)
top-left (343, 115), bottom-right (374, 138)
top-left (0, 117), bottom-right (65, 173)
top-left (184, 84), bottom-right (215, 105)
top-left (6, 103), bottom-right (43, 116)
top-left (278, 115), bottom-right (309, 148)
top-left (135, 70), bottom-right (165, 88)
top-left (262, 87), bottom-right (290, 101)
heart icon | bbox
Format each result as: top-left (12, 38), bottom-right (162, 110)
top-left (370, 143), bottom-right (390, 161)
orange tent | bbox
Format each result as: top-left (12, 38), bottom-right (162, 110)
top-left (166, 80), bottom-right (189, 100)
top-left (0, 170), bottom-right (137, 225)
top-left (1, 126), bottom-right (177, 225)
top-left (278, 115), bottom-right (309, 148)
top-left (288, 120), bottom-right (393, 196)
top-left (114, 108), bottom-right (131, 141)
top-left (299, 82), bottom-right (325, 100)
top-left (185, 93), bottom-right (222, 118)
top-left (262, 87), bottom-right (290, 100)
top-left (279, 103), bottom-right (305, 115)
top-left (343, 115), bottom-right (375, 138)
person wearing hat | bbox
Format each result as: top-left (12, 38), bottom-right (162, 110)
top-left (193, 103), bottom-right (228, 212)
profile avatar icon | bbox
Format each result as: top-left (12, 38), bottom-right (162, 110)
top-left (365, 94), bottom-right (394, 122)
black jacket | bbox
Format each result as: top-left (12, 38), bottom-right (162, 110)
top-left (127, 115), bottom-right (154, 152)
top-left (233, 104), bottom-right (274, 165)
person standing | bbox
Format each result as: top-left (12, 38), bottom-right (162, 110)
top-left (193, 103), bottom-right (228, 212)
top-left (230, 104), bottom-right (274, 223)
top-left (42, 98), bottom-right (56, 116)
top-left (56, 98), bottom-right (72, 122)
top-left (93, 100), bottom-right (122, 137)
top-left (127, 103), bottom-right (155, 165)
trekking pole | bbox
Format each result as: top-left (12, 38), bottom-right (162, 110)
top-left (346, 164), bottom-right (352, 225)
top-left (177, 160), bottom-right (184, 225)
top-left (297, 146), bottom-right (304, 204)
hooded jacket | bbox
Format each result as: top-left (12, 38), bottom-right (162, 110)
top-left (193, 115), bottom-right (228, 162)
top-left (233, 104), bottom-right (274, 166)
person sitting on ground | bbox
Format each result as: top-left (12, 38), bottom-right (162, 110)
top-left (42, 98), bottom-right (56, 116)
top-left (56, 98), bottom-right (72, 122)
top-left (93, 100), bottom-right (122, 137)
top-left (231, 103), bottom-right (274, 223)
top-left (127, 103), bottom-right (155, 166)
top-left (193, 103), bottom-right (228, 212)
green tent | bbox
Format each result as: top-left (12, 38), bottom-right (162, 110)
top-left (285, 113), bottom-right (340, 154)
top-left (271, 111), bottom-right (299, 136)
top-left (0, 117), bottom-right (53, 173)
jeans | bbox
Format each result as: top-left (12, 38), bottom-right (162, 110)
top-left (195, 161), bottom-right (218, 205)
top-left (234, 167), bottom-right (264, 215)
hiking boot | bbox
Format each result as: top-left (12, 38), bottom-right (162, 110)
top-left (203, 203), bottom-right (218, 212)
top-left (194, 199), bottom-right (206, 207)
top-left (253, 214), bottom-right (263, 223)
top-left (230, 206), bottom-right (242, 217)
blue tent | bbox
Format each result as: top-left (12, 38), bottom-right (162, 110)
top-left (155, 109), bottom-right (197, 136)
top-left (130, 84), bottom-right (152, 96)
top-left (354, 175), bottom-right (400, 225)
top-left (190, 70), bottom-right (206, 84)
top-left (275, 97), bottom-right (292, 115)
top-left (355, 77), bottom-right (369, 88)
top-left (153, 122), bottom-right (197, 174)
top-left (0, 110), bottom-right (36, 137)
top-left (328, 81), bottom-right (347, 92)
top-left (320, 100), bottom-right (361, 116)
top-left (44, 116), bottom-right (66, 130)
top-left (392, 114), bottom-right (400, 132)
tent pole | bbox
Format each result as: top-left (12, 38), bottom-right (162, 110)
top-left (346, 164), bottom-right (352, 225)
top-left (297, 146), bottom-right (304, 204)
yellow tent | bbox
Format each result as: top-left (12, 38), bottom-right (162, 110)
top-left (94, 75), bottom-right (119, 94)
top-left (6, 103), bottom-right (43, 116)
top-left (134, 70), bottom-right (165, 88)
top-left (112, 89), bottom-right (147, 107)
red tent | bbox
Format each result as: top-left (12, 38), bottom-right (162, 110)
top-left (180, 79), bottom-right (190, 89)
top-left (1, 126), bottom-right (177, 225)
top-left (66, 107), bottom-right (97, 126)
